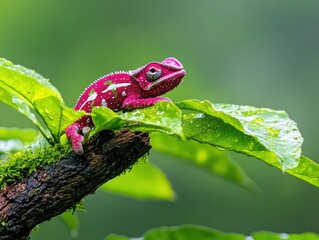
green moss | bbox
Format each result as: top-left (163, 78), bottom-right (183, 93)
top-left (0, 144), bottom-right (71, 189)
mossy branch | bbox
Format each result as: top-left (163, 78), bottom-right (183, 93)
top-left (0, 129), bottom-right (151, 240)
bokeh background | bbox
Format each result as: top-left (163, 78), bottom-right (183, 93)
top-left (1, 0), bottom-right (319, 239)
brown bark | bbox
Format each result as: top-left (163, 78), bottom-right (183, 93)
top-left (0, 129), bottom-right (151, 240)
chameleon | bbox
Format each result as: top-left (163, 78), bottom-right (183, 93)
top-left (65, 57), bottom-right (186, 155)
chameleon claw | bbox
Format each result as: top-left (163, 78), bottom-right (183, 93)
top-left (66, 124), bottom-right (85, 155)
top-left (71, 134), bottom-right (84, 155)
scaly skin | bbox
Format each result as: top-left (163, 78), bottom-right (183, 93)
top-left (66, 57), bottom-right (186, 155)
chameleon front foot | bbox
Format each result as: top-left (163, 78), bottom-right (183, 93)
top-left (65, 124), bottom-right (85, 155)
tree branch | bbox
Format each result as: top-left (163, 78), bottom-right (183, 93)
top-left (0, 129), bottom-right (151, 240)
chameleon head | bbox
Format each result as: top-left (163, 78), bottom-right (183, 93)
top-left (129, 57), bottom-right (186, 97)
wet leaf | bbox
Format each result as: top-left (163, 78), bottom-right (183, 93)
top-left (0, 57), bottom-right (84, 143)
top-left (33, 96), bottom-right (85, 141)
top-left (182, 113), bottom-right (268, 157)
top-left (286, 156), bottom-right (319, 188)
top-left (176, 99), bottom-right (303, 170)
top-left (0, 86), bottom-right (50, 140)
top-left (100, 161), bottom-right (175, 200)
top-left (150, 132), bottom-right (256, 191)
top-left (180, 113), bottom-right (319, 188)
top-left (91, 107), bottom-right (125, 135)
top-left (0, 57), bottom-right (62, 103)
top-left (92, 101), bottom-right (183, 137)
top-left (123, 101), bottom-right (183, 137)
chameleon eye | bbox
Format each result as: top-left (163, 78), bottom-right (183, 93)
top-left (146, 67), bottom-right (162, 81)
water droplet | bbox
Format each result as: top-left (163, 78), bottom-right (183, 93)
top-left (268, 127), bottom-right (280, 137)
top-left (4, 59), bottom-right (12, 66)
top-left (216, 146), bottom-right (225, 151)
top-left (279, 233), bottom-right (289, 239)
top-left (251, 117), bottom-right (264, 125)
top-left (194, 113), bottom-right (204, 119)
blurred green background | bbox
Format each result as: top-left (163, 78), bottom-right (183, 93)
top-left (1, 0), bottom-right (319, 239)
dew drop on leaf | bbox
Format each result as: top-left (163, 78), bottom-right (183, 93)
top-left (216, 146), bottom-right (226, 151)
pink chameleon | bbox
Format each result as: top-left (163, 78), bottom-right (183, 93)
top-left (66, 57), bottom-right (186, 155)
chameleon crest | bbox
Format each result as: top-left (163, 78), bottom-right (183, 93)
top-left (66, 57), bottom-right (186, 155)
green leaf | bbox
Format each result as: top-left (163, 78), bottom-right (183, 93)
top-left (0, 86), bottom-right (50, 141)
top-left (182, 113), bottom-right (272, 161)
top-left (286, 156), bottom-right (319, 188)
top-left (105, 225), bottom-right (319, 240)
top-left (0, 57), bottom-right (85, 143)
top-left (180, 113), bottom-right (319, 188)
top-left (174, 100), bottom-right (319, 188)
top-left (33, 96), bottom-right (85, 141)
top-left (0, 57), bottom-right (62, 103)
top-left (60, 211), bottom-right (79, 238)
top-left (91, 107), bottom-right (125, 134)
top-left (100, 161), bottom-right (175, 200)
top-left (176, 100), bottom-right (303, 170)
top-left (123, 101), bottom-right (183, 136)
top-left (91, 101), bottom-right (183, 137)
top-left (150, 132), bottom-right (256, 191)
top-left (0, 127), bottom-right (38, 153)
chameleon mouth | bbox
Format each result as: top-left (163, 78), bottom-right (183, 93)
top-left (145, 69), bottom-right (186, 91)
